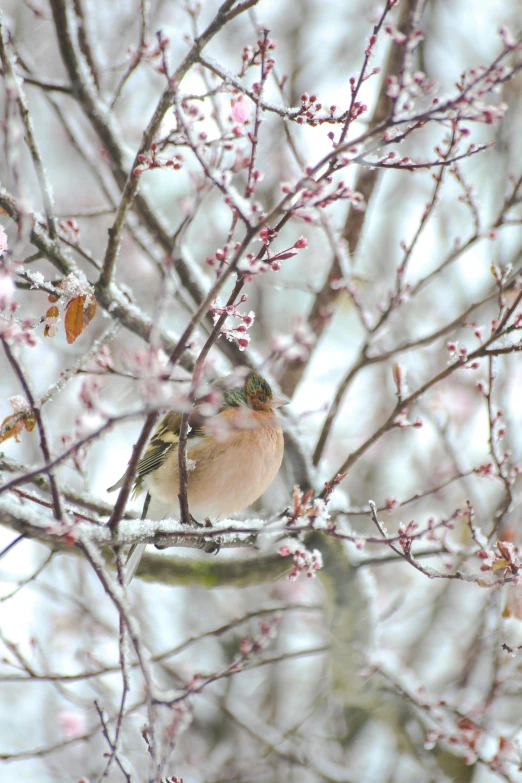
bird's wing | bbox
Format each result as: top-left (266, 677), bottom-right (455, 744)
top-left (107, 411), bottom-right (203, 497)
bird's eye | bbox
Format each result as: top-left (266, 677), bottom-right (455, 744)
top-left (258, 394), bottom-right (266, 403)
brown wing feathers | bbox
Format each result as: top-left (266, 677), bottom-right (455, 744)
top-left (107, 410), bottom-right (203, 497)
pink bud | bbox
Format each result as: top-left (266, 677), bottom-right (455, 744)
top-left (239, 638), bottom-right (254, 655)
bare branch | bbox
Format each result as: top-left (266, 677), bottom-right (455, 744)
top-left (0, 23), bottom-right (58, 238)
top-left (1, 338), bottom-right (64, 520)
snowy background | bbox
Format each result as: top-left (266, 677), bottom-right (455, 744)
top-left (2, 0), bottom-right (522, 781)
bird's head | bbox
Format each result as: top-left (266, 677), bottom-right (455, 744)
top-left (222, 372), bottom-right (289, 412)
top-left (244, 372), bottom-right (289, 412)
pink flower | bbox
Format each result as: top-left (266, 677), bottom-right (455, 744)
top-left (231, 96), bottom-right (250, 124)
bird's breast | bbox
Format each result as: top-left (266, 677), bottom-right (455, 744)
top-left (147, 417), bottom-right (284, 520)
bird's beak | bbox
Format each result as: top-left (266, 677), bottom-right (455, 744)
top-left (272, 395), bottom-right (290, 408)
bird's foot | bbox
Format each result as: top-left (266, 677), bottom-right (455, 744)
top-left (198, 532), bottom-right (220, 555)
top-left (196, 518), bottom-right (219, 553)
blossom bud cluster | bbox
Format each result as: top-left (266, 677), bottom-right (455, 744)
top-left (294, 93), bottom-right (343, 127)
top-left (239, 36), bottom-right (276, 77)
top-left (238, 231), bottom-right (308, 280)
top-left (210, 296), bottom-right (255, 350)
top-left (278, 541), bottom-right (323, 580)
top-left (291, 176), bottom-right (365, 214)
top-left (0, 315), bottom-right (37, 346)
top-left (133, 142), bottom-right (183, 177)
top-left (238, 616), bottom-right (281, 658)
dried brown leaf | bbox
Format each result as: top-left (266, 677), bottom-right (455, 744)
top-left (0, 411), bottom-right (36, 443)
top-left (44, 305), bottom-right (59, 337)
top-left (64, 293), bottom-right (96, 343)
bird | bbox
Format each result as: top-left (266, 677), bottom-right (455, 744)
top-left (107, 371), bottom-right (287, 583)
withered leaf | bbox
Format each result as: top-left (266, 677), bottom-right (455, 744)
top-left (64, 294), bottom-right (97, 343)
top-left (44, 305), bottom-right (59, 337)
top-left (0, 411), bottom-right (36, 443)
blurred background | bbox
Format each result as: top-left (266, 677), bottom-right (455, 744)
top-left (2, 0), bottom-right (522, 780)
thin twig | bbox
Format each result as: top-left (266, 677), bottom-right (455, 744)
top-left (110, 0), bottom-right (148, 108)
top-left (0, 412), bottom-right (143, 498)
top-left (94, 700), bottom-right (134, 782)
top-left (98, 0), bottom-right (261, 289)
top-left (0, 534), bottom-right (24, 561)
top-left (0, 23), bottom-right (58, 238)
top-left (1, 337), bottom-right (64, 520)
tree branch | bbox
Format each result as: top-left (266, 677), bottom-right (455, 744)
top-left (0, 23), bottom-right (58, 238)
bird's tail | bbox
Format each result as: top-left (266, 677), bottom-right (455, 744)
top-left (123, 493), bottom-right (172, 585)
top-left (123, 491), bottom-right (151, 585)
top-left (124, 542), bottom-right (147, 585)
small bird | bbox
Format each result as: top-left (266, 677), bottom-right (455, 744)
top-left (108, 371), bottom-right (287, 583)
